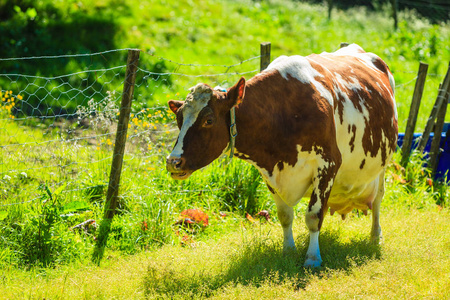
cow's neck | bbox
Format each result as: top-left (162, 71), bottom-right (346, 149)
top-left (232, 72), bottom-right (284, 175)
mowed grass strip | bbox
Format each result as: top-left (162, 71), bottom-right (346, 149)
top-left (2, 207), bottom-right (448, 299)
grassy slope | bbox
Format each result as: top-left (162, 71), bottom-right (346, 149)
top-left (112, 0), bottom-right (450, 131)
top-left (1, 0), bottom-right (450, 298)
top-left (1, 207), bottom-right (449, 299)
top-left (3, 0), bottom-right (449, 129)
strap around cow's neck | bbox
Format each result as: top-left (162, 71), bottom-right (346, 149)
top-left (228, 106), bottom-right (237, 159)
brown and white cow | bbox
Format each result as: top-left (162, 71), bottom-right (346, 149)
top-left (166, 44), bottom-right (398, 267)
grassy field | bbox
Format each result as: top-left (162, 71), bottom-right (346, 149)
top-left (1, 0), bottom-right (449, 130)
top-left (1, 0), bottom-right (450, 298)
top-left (1, 206), bottom-right (449, 299)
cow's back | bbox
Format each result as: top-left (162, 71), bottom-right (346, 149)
top-left (262, 44), bottom-right (398, 213)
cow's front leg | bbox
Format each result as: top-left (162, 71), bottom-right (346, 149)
top-left (304, 163), bottom-right (337, 267)
top-left (273, 193), bottom-right (296, 253)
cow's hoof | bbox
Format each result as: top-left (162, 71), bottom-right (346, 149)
top-left (370, 229), bottom-right (383, 244)
top-left (371, 234), bottom-right (383, 245)
top-left (304, 256), bottom-right (322, 268)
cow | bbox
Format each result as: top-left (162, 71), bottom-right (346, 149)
top-left (166, 44), bottom-right (398, 267)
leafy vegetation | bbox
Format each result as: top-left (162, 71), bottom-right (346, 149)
top-left (0, 0), bottom-right (449, 298)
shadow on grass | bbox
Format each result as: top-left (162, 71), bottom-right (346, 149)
top-left (143, 228), bottom-right (382, 297)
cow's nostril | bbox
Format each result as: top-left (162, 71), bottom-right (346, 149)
top-left (175, 160), bottom-right (182, 169)
top-left (167, 156), bottom-right (185, 171)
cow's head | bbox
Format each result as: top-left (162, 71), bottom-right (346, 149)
top-left (166, 77), bottom-right (246, 180)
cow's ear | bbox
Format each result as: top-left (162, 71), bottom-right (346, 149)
top-left (227, 77), bottom-right (246, 107)
top-left (168, 100), bottom-right (184, 114)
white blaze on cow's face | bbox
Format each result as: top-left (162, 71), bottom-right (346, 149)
top-left (166, 78), bottom-right (245, 180)
top-left (170, 84), bottom-right (213, 159)
top-left (165, 83), bottom-right (214, 180)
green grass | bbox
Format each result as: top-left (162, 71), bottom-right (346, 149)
top-left (1, 206), bottom-right (449, 299)
top-left (0, 0), bottom-right (450, 297)
top-left (1, 0), bottom-right (449, 130)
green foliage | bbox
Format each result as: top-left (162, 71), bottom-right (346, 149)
top-left (0, 184), bottom-right (92, 267)
top-left (211, 160), bottom-right (267, 215)
top-left (0, 0), bottom-right (449, 272)
top-left (385, 151), bottom-right (449, 209)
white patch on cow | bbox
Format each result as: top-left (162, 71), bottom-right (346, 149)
top-left (331, 44), bottom-right (365, 56)
top-left (309, 193), bottom-right (322, 214)
top-left (387, 71), bottom-right (398, 122)
top-left (335, 74), bottom-right (363, 94)
top-left (304, 231), bottom-right (322, 267)
top-left (334, 81), bottom-right (370, 122)
top-left (254, 145), bottom-right (325, 207)
top-left (169, 83), bottom-right (212, 158)
top-left (265, 55), bottom-right (333, 106)
top-left (330, 44), bottom-right (386, 78)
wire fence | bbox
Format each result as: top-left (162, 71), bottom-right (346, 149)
top-left (0, 48), bottom-right (261, 208)
top-left (1, 45), bottom-right (448, 211)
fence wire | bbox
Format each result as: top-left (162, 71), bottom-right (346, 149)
top-left (0, 49), bottom-right (260, 208)
top-left (0, 48), bottom-right (447, 210)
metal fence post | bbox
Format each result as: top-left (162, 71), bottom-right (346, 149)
top-left (401, 62), bottom-right (428, 166)
top-left (93, 49), bottom-right (140, 264)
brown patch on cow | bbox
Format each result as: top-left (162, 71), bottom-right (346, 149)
top-left (234, 71), bottom-right (340, 177)
top-left (277, 161), bottom-right (284, 172)
top-left (266, 183), bottom-right (276, 194)
top-left (360, 159), bottom-right (366, 169)
top-left (349, 124), bottom-right (357, 152)
top-left (307, 157), bottom-right (340, 230)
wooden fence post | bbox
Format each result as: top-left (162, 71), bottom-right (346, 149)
top-left (429, 83), bottom-right (450, 176)
top-left (401, 62), bottom-right (428, 166)
top-left (327, 0), bottom-right (333, 20)
top-left (391, 0), bottom-right (398, 30)
top-left (260, 42), bottom-right (271, 72)
top-left (93, 49), bottom-right (140, 264)
top-left (418, 64), bottom-right (450, 153)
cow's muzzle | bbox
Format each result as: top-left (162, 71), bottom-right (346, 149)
top-left (166, 156), bottom-right (192, 180)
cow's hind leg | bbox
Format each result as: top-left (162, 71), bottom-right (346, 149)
top-left (371, 170), bottom-right (385, 243)
top-left (304, 162), bottom-right (338, 268)
top-left (273, 194), bottom-right (296, 253)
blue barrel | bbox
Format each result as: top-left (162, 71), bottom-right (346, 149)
top-left (397, 130), bottom-right (450, 182)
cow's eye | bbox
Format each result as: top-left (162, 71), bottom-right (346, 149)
top-left (203, 118), bottom-right (214, 127)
